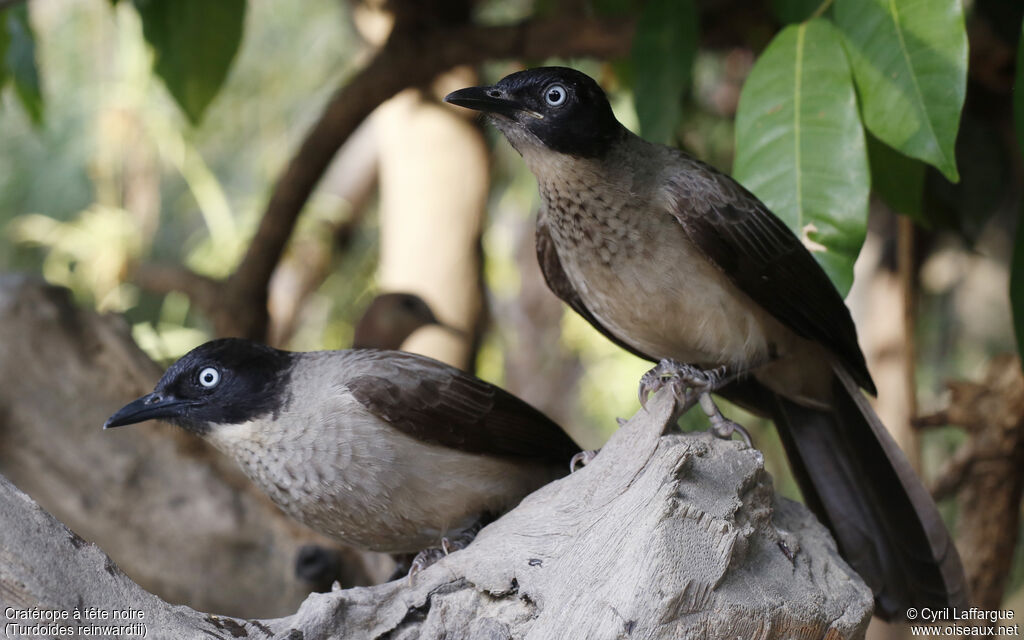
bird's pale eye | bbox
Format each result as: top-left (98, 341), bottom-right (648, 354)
top-left (198, 366), bottom-right (221, 388)
top-left (544, 84), bottom-right (567, 107)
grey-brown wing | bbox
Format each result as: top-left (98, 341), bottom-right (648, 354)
top-left (345, 350), bottom-right (580, 465)
top-left (536, 219), bottom-right (654, 363)
top-left (665, 157), bottom-right (875, 393)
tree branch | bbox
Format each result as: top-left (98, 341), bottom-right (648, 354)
top-left (133, 263), bottom-right (223, 316)
top-left (223, 14), bottom-right (635, 339)
top-left (914, 354), bottom-right (1024, 609)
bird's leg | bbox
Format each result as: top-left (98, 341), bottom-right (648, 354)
top-left (698, 393), bottom-right (752, 447)
top-left (637, 359), bottom-right (752, 446)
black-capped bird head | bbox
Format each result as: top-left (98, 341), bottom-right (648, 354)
top-left (444, 66), bottom-right (624, 159)
top-left (104, 338), bottom-right (293, 434)
top-left (352, 292), bottom-right (457, 351)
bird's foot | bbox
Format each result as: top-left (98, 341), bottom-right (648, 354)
top-left (637, 360), bottom-right (752, 446)
top-left (699, 394), bottom-right (753, 447)
top-left (406, 524), bottom-right (482, 583)
top-left (569, 449), bottom-right (599, 473)
top-left (407, 548), bottom-right (444, 583)
top-left (638, 359), bottom-right (727, 410)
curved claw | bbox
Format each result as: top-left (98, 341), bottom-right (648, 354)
top-left (699, 393), bottom-right (754, 447)
top-left (711, 418), bottom-right (753, 447)
top-left (637, 371), bottom-right (660, 410)
top-left (407, 553), bottom-right (432, 585)
top-left (638, 358), bottom-right (689, 410)
top-left (570, 449), bottom-right (599, 473)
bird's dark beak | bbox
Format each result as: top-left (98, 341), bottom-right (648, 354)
top-left (444, 86), bottom-right (540, 119)
top-left (435, 322), bottom-right (467, 340)
top-left (418, 310), bottom-right (464, 339)
top-left (104, 392), bottom-right (188, 429)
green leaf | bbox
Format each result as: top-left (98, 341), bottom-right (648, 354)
top-left (733, 19), bottom-right (868, 296)
top-left (772, 0), bottom-right (824, 24)
top-left (867, 134), bottom-right (925, 223)
top-left (630, 0), bottom-right (697, 144)
top-left (133, 0), bottom-right (246, 125)
top-left (4, 6), bottom-right (43, 125)
top-left (834, 0), bottom-right (967, 182)
top-left (0, 11), bottom-right (9, 90)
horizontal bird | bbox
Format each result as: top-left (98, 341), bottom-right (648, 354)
top-left (105, 338), bottom-right (579, 563)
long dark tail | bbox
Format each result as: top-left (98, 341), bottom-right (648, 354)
top-left (767, 366), bottom-right (967, 620)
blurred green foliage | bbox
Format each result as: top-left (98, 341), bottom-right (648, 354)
top-left (629, 0), bottom-right (697, 144)
top-left (1, 0), bottom-right (357, 359)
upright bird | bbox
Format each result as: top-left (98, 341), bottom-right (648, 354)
top-left (105, 338), bottom-right (579, 567)
top-left (445, 67), bottom-right (966, 618)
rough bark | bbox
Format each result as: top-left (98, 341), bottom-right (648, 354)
top-left (0, 275), bottom-right (390, 619)
top-left (0, 355), bottom-right (873, 639)
top-left (915, 354), bottom-right (1024, 610)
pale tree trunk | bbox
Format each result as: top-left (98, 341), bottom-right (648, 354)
top-left (849, 217), bottom-right (920, 640)
top-left (373, 68), bottom-right (489, 369)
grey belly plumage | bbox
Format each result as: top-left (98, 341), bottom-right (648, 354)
top-left (205, 392), bottom-right (563, 553)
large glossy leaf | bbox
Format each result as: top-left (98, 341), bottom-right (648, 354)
top-left (772, 0), bottom-right (823, 24)
top-left (834, 0), bottom-right (967, 183)
top-left (1011, 19), bottom-right (1024, 361)
top-left (630, 0), bottom-right (697, 144)
top-left (733, 19), bottom-right (868, 296)
top-left (133, 0), bottom-right (246, 125)
top-left (4, 6), bottom-right (43, 124)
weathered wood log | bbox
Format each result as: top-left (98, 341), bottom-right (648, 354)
top-left (0, 367), bottom-right (873, 639)
top-left (0, 275), bottom-right (389, 618)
